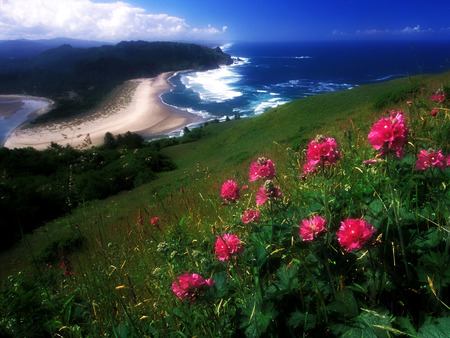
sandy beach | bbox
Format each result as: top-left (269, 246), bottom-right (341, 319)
top-left (3, 72), bottom-right (201, 150)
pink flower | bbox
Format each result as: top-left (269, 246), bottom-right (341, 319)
top-left (60, 255), bottom-right (74, 276)
top-left (337, 219), bottom-right (376, 252)
top-left (303, 136), bottom-right (341, 173)
top-left (242, 209), bottom-right (260, 224)
top-left (215, 234), bottom-right (244, 261)
top-left (221, 180), bottom-right (240, 200)
top-left (430, 93), bottom-right (446, 103)
top-left (415, 150), bottom-right (447, 170)
top-left (256, 182), bottom-right (282, 205)
top-left (368, 110), bottom-right (409, 158)
top-left (430, 109), bottom-right (438, 116)
top-left (300, 216), bottom-right (326, 241)
top-left (249, 157), bottom-right (275, 182)
top-left (151, 217), bottom-right (159, 226)
top-left (172, 273), bottom-right (215, 301)
top-left (363, 159), bottom-right (380, 165)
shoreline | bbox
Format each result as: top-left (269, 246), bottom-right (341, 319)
top-left (3, 72), bottom-right (202, 150)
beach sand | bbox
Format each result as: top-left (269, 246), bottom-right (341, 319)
top-left (3, 72), bottom-right (201, 150)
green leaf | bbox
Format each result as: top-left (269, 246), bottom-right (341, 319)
top-left (368, 199), bottom-right (385, 217)
top-left (418, 316), bottom-right (450, 338)
top-left (212, 272), bottom-right (228, 298)
top-left (288, 310), bottom-right (317, 331)
top-left (330, 307), bottom-right (392, 337)
top-left (328, 289), bottom-right (359, 319)
top-left (395, 316), bottom-right (418, 337)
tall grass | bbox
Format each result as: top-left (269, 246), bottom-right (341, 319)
top-left (1, 73), bottom-right (449, 337)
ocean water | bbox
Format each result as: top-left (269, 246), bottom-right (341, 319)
top-left (162, 40), bottom-right (450, 122)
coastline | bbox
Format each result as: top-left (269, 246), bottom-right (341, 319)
top-left (3, 72), bottom-right (202, 150)
top-left (0, 95), bottom-right (54, 146)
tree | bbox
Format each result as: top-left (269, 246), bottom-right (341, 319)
top-left (103, 132), bottom-right (116, 149)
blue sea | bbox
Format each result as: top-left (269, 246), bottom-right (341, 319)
top-left (162, 40), bottom-right (450, 124)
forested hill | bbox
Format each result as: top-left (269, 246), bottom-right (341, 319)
top-left (0, 41), bottom-right (232, 122)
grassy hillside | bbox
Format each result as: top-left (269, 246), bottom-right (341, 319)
top-left (1, 71), bottom-right (449, 337)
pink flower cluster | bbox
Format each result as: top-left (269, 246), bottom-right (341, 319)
top-left (415, 150), bottom-right (447, 170)
top-left (303, 136), bottom-right (341, 173)
top-left (215, 233), bottom-right (244, 260)
top-left (430, 93), bottom-right (446, 103)
top-left (242, 209), bottom-right (260, 224)
top-left (249, 157), bottom-right (276, 181)
top-left (368, 110), bottom-right (409, 158)
top-left (172, 273), bottom-right (215, 301)
top-left (256, 182), bottom-right (282, 205)
top-left (221, 180), bottom-right (240, 200)
top-left (300, 216), bottom-right (326, 241)
top-left (337, 219), bottom-right (376, 252)
top-left (151, 217), bottom-right (159, 226)
top-left (60, 255), bottom-right (74, 276)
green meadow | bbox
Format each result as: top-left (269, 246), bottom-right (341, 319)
top-left (1, 71), bottom-right (449, 337)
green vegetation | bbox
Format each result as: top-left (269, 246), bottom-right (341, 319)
top-left (0, 72), bottom-right (449, 337)
top-left (0, 132), bottom-right (176, 247)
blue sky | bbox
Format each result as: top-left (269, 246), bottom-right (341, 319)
top-left (1, 0), bottom-right (449, 42)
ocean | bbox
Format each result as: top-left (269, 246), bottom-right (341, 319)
top-left (162, 40), bottom-right (450, 124)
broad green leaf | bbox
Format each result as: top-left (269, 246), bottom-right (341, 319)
top-left (418, 316), bottom-right (450, 338)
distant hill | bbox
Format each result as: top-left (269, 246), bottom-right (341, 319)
top-left (0, 40), bottom-right (232, 122)
top-left (0, 38), bottom-right (111, 59)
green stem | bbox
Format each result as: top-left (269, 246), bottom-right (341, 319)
top-left (386, 157), bottom-right (411, 280)
top-left (368, 248), bottom-right (377, 304)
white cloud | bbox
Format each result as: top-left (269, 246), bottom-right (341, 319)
top-left (332, 29), bottom-right (347, 36)
top-left (398, 25), bottom-right (433, 34)
top-left (0, 0), bottom-right (226, 41)
top-left (344, 25), bottom-right (435, 38)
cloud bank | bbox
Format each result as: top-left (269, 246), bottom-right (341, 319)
top-left (333, 25), bottom-right (439, 38)
top-left (0, 0), bottom-right (226, 41)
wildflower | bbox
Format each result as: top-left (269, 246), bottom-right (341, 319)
top-left (151, 217), bottom-right (159, 226)
top-left (430, 109), bottom-right (438, 117)
top-left (256, 181), bottom-right (282, 205)
top-left (300, 216), bottom-right (326, 241)
top-left (430, 93), bottom-right (446, 102)
top-left (215, 234), bottom-right (244, 260)
top-left (60, 255), bottom-right (74, 276)
top-left (221, 180), bottom-right (240, 200)
top-left (368, 110), bottom-right (409, 158)
top-left (303, 136), bottom-right (341, 173)
top-left (242, 209), bottom-right (260, 224)
top-left (337, 219), bottom-right (376, 252)
top-left (249, 157), bottom-right (275, 181)
top-left (172, 273), bottom-right (215, 301)
top-left (363, 158), bottom-right (380, 165)
top-left (415, 150), bottom-right (447, 170)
